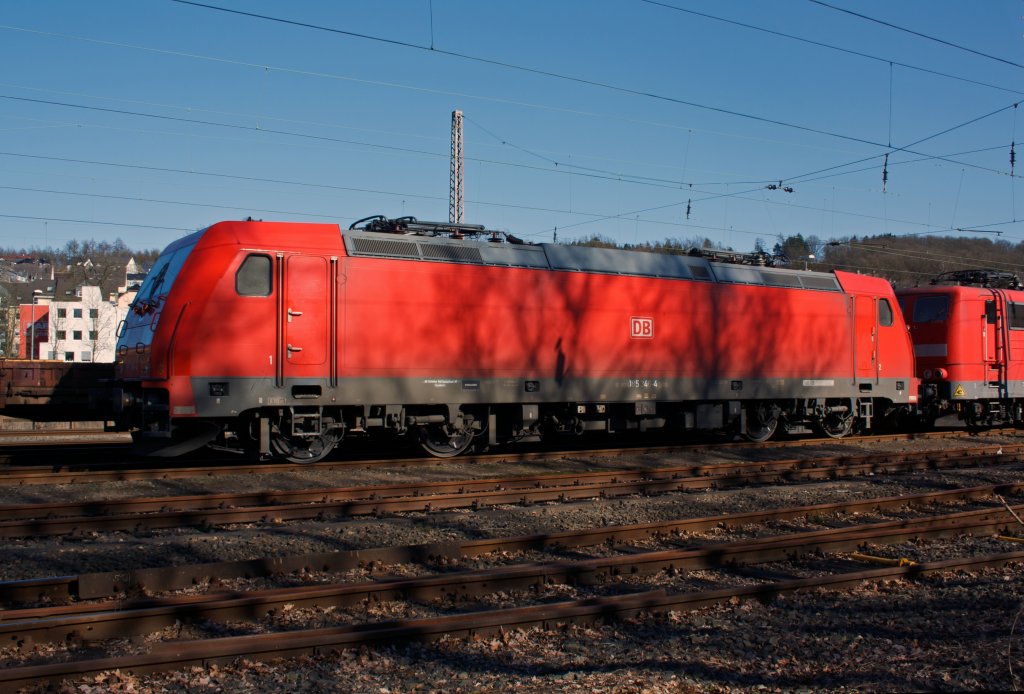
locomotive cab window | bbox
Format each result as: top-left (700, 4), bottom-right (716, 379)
top-left (911, 295), bottom-right (949, 323)
top-left (1009, 302), bottom-right (1024, 330)
top-left (878, 298), bottom-right (894, 327)
top-left (236, 254), bottom-right (272, 296)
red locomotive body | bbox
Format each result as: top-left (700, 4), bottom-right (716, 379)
top-left (897, 271), bottom-right (1024, 426)
top-left (115, 218), bottom-right (917, 460)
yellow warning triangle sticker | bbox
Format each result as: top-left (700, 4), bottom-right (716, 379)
top-left (953, 384), bottom-right (966, 397)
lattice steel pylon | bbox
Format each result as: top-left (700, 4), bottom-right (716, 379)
top-left (449, 110), bottom-right (464, 224)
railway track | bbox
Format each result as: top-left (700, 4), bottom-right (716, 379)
top-left (0, 443), bottom-right (1019, 539)
top-left (0, 428), bottom-right (121, 438)
top-left (0, 489), bottom-right (1020, 689)
top-left (0, 427), bottom-right (1012, 486)
top-left (2, 432), bottom-right (1022, 689)
top-left (0, 480), bottom-right (1019, 604)
top-left (5, 550), bottom-right (1020, 691)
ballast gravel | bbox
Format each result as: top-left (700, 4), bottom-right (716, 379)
top-left (2, 433), bottom-right (1024, 692)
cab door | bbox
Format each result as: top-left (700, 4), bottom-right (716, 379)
top-left (282, 254), bottom-right (329, 372)
top-left (984, 293), bottom-right (1001, 387)
top-left (991, 290), bottom-right (1024, 394)
top-left (854, 295), bottom-right (877, 383)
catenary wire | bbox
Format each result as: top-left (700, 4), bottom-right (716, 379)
top-left (3, 10), bottom-right (1016, 252)
top-left (6, 8), bottom-right (1015, 252)
top-left (637, 0), bottom-right (1024, 96)
top-left (167, 0), bottom-right (938, 151)
top-left (165, 0), bottom-right (1023, 211)
top-left (14, 91), bottom-right (1013, 200)
top-left (0, 25), bottom-right (906, 157)
top-left (3, 24), bottom-right (1016, 190)
top-left (808, 0), bottom-right (1024, 70)
top-left (2, 144), bottom-right (1019, 243)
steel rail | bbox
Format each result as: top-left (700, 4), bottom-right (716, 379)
top-left (0, 545), bottom-right (1020, 689)
top-left (3, 480), bottom-right (1020, 605)
top-left (1, 487), bottom-right (1021, 637)
top-left (0, 445), bottom-right (1020, 540)
top-left (0, 429), bottom-right (116, 439)
top-left (3, 442), bottom-right (1018, 520)
top-left (0, 428), bottom-right (1012, 486)
top-left (0, 431), bottom-right (130, 468)
top-left (1, 503), bottom-right (1020, 645)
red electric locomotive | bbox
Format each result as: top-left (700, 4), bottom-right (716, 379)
top-left (114, 216), bottom-right (917, 461)
top-left (897, 270), bottom-right (1024, 426)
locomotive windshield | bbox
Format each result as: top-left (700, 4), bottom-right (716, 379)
top-left (911, 296), bottom-right (949, 323)
top-left (117, 233), bottom-right (201, 347)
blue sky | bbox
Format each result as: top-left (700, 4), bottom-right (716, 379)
top-left (1, 0), bottom-right (1021, 253)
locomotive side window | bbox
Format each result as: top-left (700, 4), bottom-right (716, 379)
top-left (911, 296), bottom-right (948, 323)
top-left (878, 298), bottom-right (894, 327)
top-left (236, 254), bottom-right (272, 296)
top-left (1009, 302), bottom-right (1024, 330)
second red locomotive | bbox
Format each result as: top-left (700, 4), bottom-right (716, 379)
top-left (898, 270), bottom-right (1024, 427)
top-left (114, 216), bottom-right (918, 461)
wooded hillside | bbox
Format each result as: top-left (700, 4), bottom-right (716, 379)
top-left (816, 235), bottom-right (1024, 288)
top-left (0, 239), bottom-right (161, 269)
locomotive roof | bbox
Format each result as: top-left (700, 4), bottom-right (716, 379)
top-left (190, 219), bottom-right (850, 294)
top-left (897, 283), bottom-right (1024, 297)
top-left (342, 228), bottom-right (842, 293)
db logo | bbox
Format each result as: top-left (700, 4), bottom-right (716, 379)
top-left (630, 317), bottom-right (654, 339)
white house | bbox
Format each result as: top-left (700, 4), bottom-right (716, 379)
top-left (38, 286), bottom-right (127, 362)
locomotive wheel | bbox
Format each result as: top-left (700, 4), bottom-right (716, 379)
top-left (418, 425), bottom-right (474, 458)
top-left (270, 432), bottom-right (338, 464)
top-left (743, 405), bottom-right (778, 442)
top-left (816, 412), bottom-right (854, 439)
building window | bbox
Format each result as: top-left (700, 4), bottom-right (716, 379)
top-left (89, 308), bottom-right (98, 318)
top-left (89, 331), bottom-right (98, 340)
top-left (73, 308), bottom-right (83, 318)
top-left (56, 330), bottom-right (66, 340)
top-left (57, 308), bottom-right (66, 318)
top-left (81, 352), bottom-right (92, 362)
top-left (64, 352), bottom-right (74, 361)
top-left (72, 330), bottom-right (82, 340)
